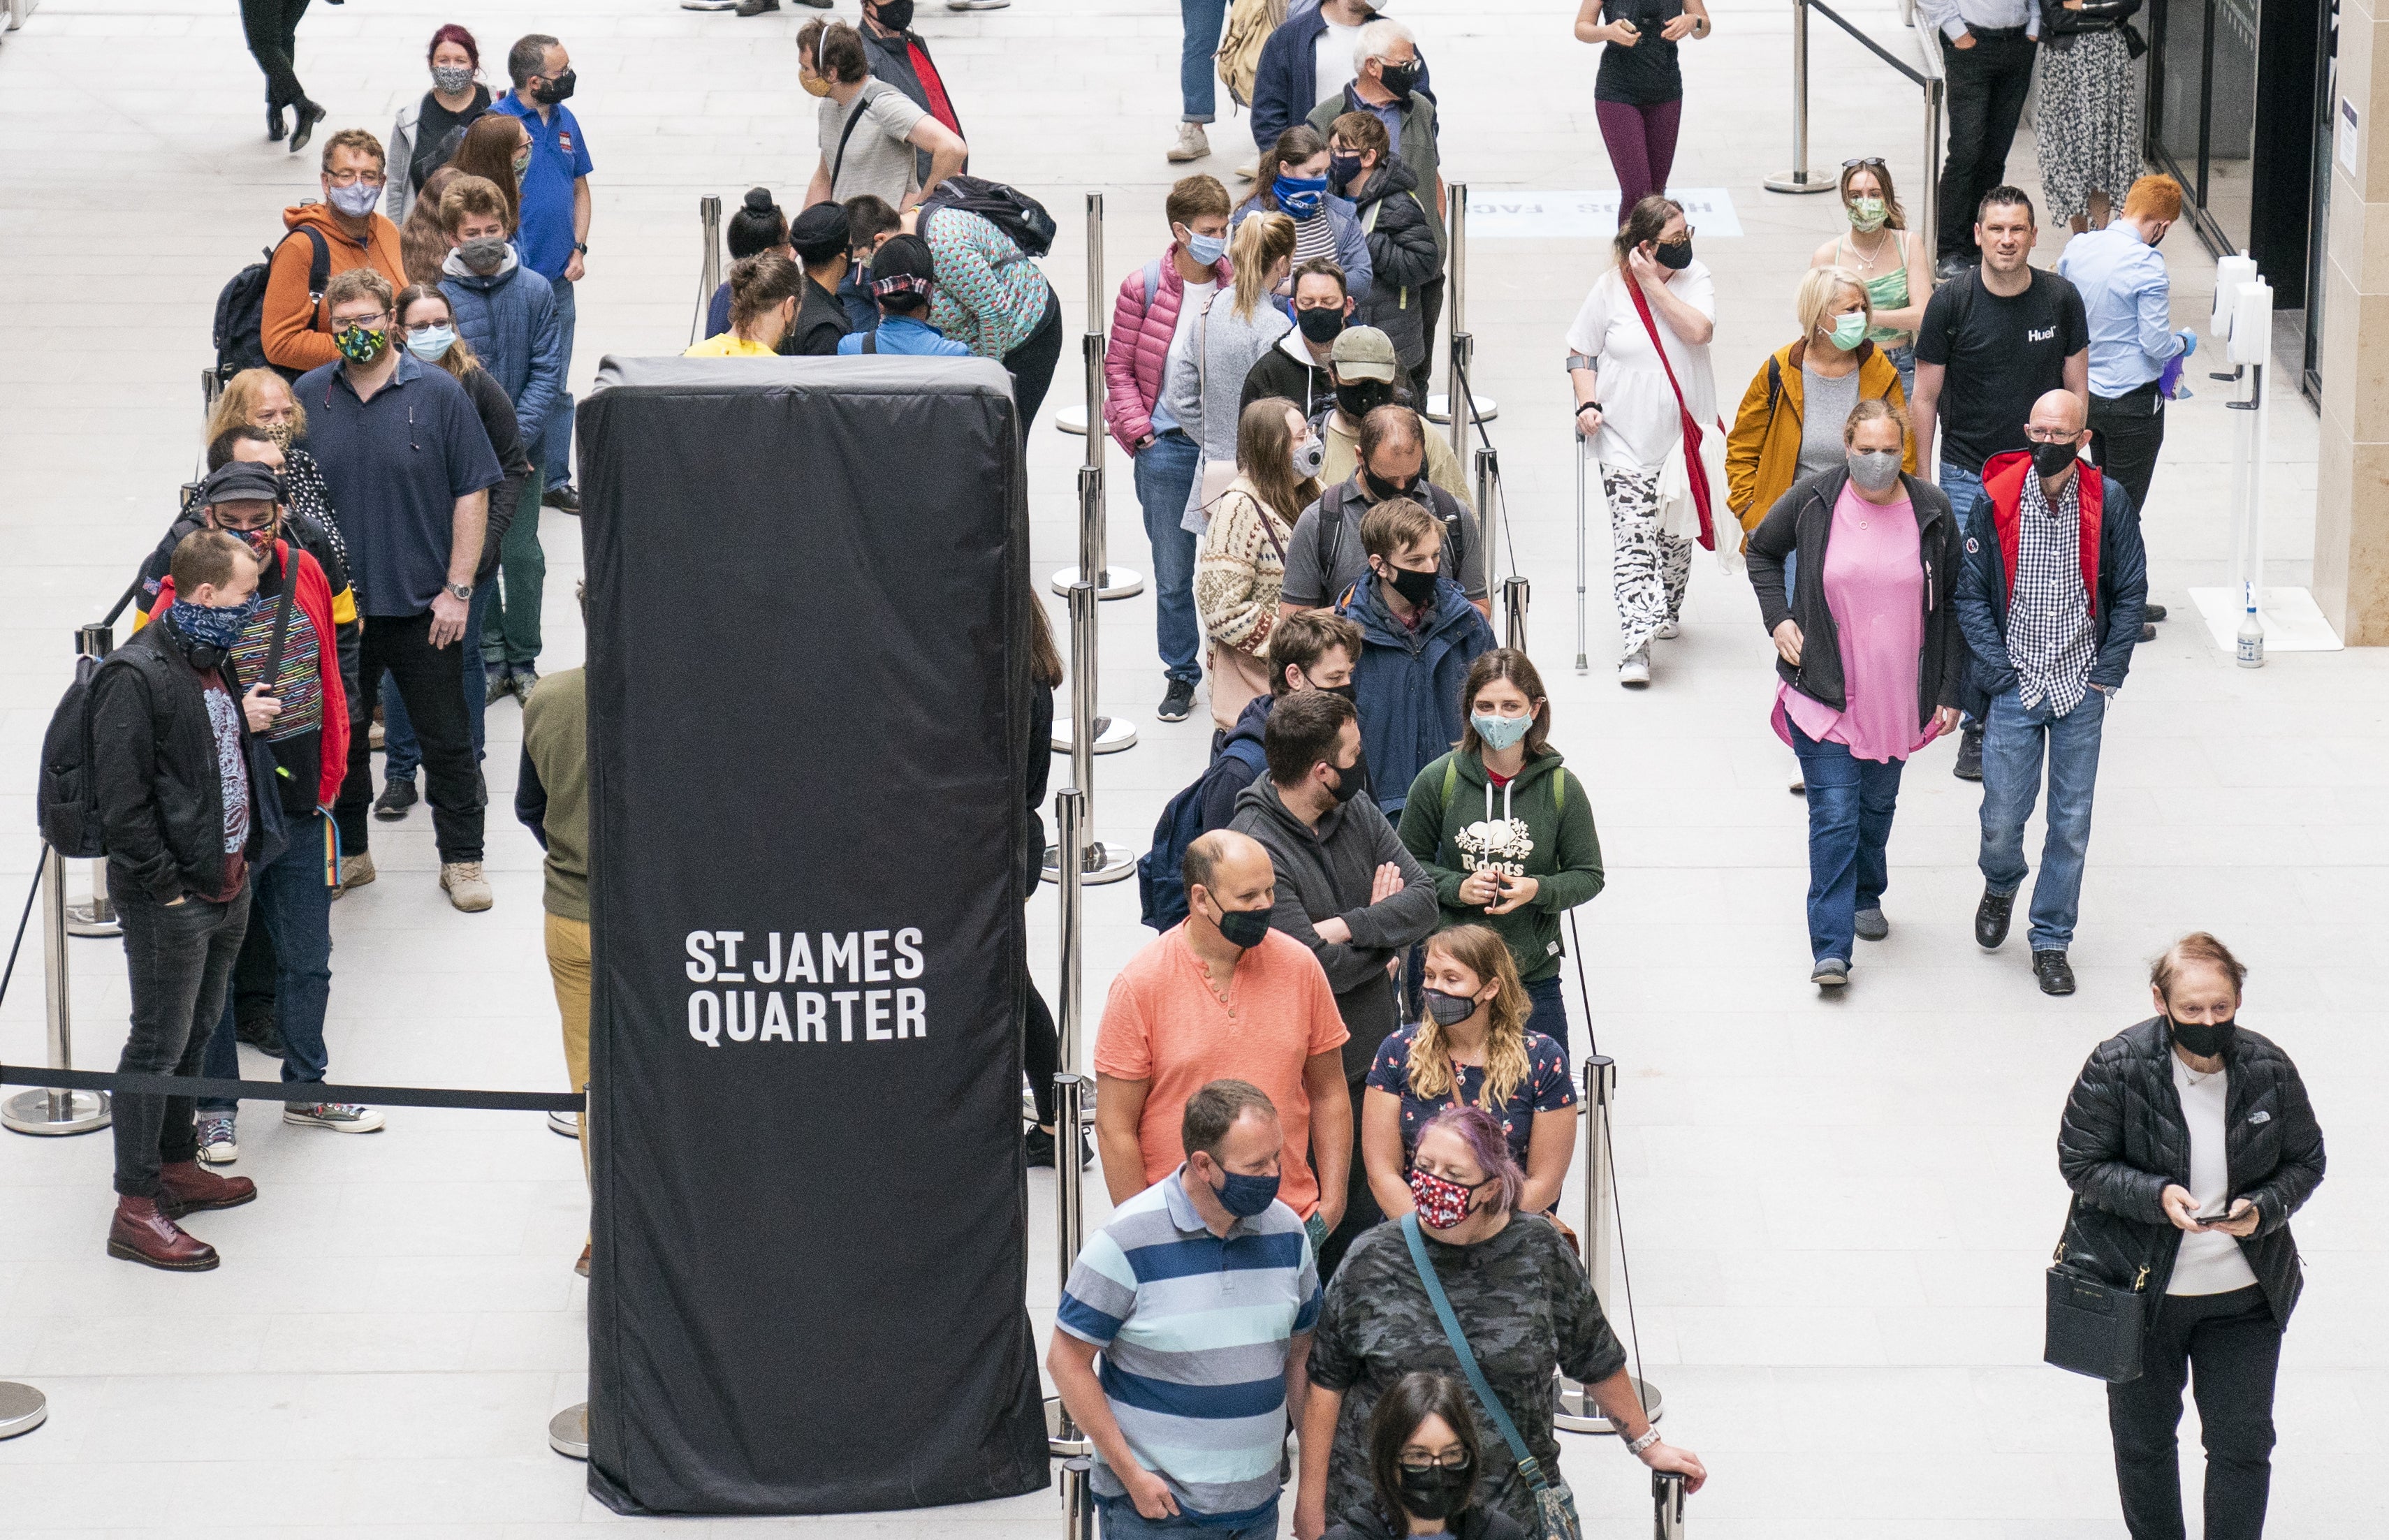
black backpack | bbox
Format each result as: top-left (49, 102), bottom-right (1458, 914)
top-left (1134, 738), bottom-right (1268, 931)
top-left (213, 225), bottom-right (330, 384)
top-left (38, 578), bottom-right (149, 860)
top-left (919, 176), bottom-right (1057, 258)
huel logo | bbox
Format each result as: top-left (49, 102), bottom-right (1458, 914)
top-left (2028, 326), bottom-right (2056, 342)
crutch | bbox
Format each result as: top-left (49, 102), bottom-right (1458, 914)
top-left (1574, 430), bottom-right (1590, 675)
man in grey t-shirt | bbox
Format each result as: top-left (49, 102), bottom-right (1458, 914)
top-left (1278, 404), bottom-right (1486, 618)
top-left (801, 20), bottom-right (965, 212)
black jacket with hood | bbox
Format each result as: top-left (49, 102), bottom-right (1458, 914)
top-left (91, 613), bottom-right (262, 904)
top-left (1324, 1504), bottom-right (1528, 1540)
top-left (1343, 156), bottom-right (1440, 369)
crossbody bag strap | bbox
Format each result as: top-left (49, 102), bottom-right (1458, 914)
top-left (830, 89), bottom-right (872, 191)
top-left (1398, 1213), bottom-right (1555, 1493)
top-left (1624, 276), bottom-right (1694, 434)
top-left (261, 544), bottom-right (298, 689)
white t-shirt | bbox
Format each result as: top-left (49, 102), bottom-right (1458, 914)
top-left (1563, 261), bottom-right (1718, 471)
top-left (1315, 21), bottom-right (1365, 112)
top-left (2167, 1052), bottom-right (2261, 1297)
top-left (1152, 279), bottom-right (1217, 435)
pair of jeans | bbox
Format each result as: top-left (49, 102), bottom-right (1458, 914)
top-left (1002, 289), bottom-right (1067, 439)
top-left (1179, 0), bottom-right (1227, 122)
top-left (2091, 390), bottom-right (2165, 520)
top-left (539, 277), bottom-right (576, 491)
top-left (1936, 32), bottom-right (2038, 261)
top-left (240, 0), bottom-right (311, 110)
top-left (1522, 972), bottom-right (1571, 1061)
top-left (1789, 720), bottom-right (1907, 965)
top-left (1099, 1496), bottom-right (1277, 1540)
top-left (1135, 429), bottom-right (1204, 686)
top-left (481, 477), bottom-right (546, 670)
top-left (1885, 340), bottom-right (1917, 402)
top-left (1977, 684), bottom-right (2107, 952)
top-left (198, 813), bottom-right (333, 1115)
top-left (335, 610), bottom-right (488, 862)
top-left (1938, 459), bottom-right (1986, 525)
top-left (1595, 97), bottom-right (1683, 219)
top-left (384, 581), bottom-right (495, 779)
top-left (2107, 1286), bottom-right (2281, 1540)
top-left (108, 869), bottom-right (251, 1198)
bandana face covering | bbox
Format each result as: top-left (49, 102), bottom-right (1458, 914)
top-left (1408, 1167), bottom-right (1480, 1230)
top-left (168, 594), bottom-right (261, 652)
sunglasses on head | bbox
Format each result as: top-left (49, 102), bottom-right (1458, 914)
top-left (1842, 157), bottom-right (1888, 172)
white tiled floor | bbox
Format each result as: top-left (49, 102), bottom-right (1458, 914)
top-left (0, 0), bottom-right (2383, 1533)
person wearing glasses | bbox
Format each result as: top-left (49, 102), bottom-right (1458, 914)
top-left (263, 129), bottom-right (408, 376)
top-left (1810, 157), bottom-right (1936, 399)
top-left (1953, 389), bottom-right (2145, 997)
top-left (1320, 1371), bottom-right (1528, 1540)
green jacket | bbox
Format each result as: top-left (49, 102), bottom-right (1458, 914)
top-left (1395, 747), bottom-right (1603, 983)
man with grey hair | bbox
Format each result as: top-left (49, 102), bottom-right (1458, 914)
top-left (495, 34), bottom-right (593, 515)
top-left (1251, 0), bottom-right (1435, 159)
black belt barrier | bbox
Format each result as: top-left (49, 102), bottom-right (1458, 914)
top-left (0, 1064), bottom-right (581, 1113)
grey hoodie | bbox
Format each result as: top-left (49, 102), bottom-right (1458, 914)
top-left (1229, 778), bottom-right (1439, 1079)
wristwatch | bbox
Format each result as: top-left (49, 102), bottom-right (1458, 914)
top-left (446, 581), bottom-right (472, 601)
top-left (572, 241), bottom-right (590, 254)
top-left (1626, 1426), bottom-right (1662, 1457)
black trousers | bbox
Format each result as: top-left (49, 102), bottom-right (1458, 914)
top-left (240, 0), bottom-right (312, 110)
top-left (2107, 1286), bottom-right (2282, 1540)
top-left (1412, 274), bottom-right (1447, 409)
top-left (2091, 390), bottom-right (2167, 520)
top-left (1936, 33), bottom-right (2038, 261)
top-left (1002, 289), bottom-right (1067, 441)
top-left (1023, 977), bottom-right (1059, 1127)
top-left (108, 870), bottom-right (250, 1198)
top-left (335, 611), bottom-right (488, 863)
top-left (1314, 1077), bottom-right (1382, 1281)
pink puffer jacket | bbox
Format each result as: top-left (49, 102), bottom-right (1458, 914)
top-left (1102, 242), bottom-right (1234, 455)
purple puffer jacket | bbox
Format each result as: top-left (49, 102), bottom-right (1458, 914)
top-left (1102, 241), bottom-right (1234, 455)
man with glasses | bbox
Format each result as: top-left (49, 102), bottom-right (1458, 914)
top-left (295, 267), bottom-right (504, 911)
top-left (1953, 389), bottom-right (2147, 997)
top-left (263, 129), bottom-right (407, 376)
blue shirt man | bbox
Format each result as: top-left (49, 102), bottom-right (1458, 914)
top-left (1050, 1081), bottom-right (1318, 1539)
top-left (2054, 175), bottom-right (2191, 520)
top-left (495, 34), bottom-right (592, 501)
top-left (833, 314), bottom-right (972, 357)
top-left (834, 233), bottom-right (972, 357)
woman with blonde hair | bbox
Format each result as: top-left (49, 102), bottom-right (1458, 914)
top-left (1194, 396), bottom-right (1325, 729)
top-left (204, 367), bottom-right (342, 549)
top-left (1361, 924), bottom-right (1577, 1219)
top-left (1724, 264), bottom-right (1913, 538)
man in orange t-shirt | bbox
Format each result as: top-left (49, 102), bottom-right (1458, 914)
top-left (1095, 830), bottom-right (1353, 1249)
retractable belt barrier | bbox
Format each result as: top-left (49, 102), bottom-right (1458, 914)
top-left (1767, 0), bottom-right (1946, 245)
top-left (0, 1064), bottom-right (582, 1113)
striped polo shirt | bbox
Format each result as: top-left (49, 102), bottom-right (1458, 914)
top-left (1056, 1168), bottom-right (1321, 1525)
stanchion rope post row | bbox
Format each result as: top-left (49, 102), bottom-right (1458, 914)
top-left (1045, 584), bottom-right (1136, 883)
top-left (1051, 191), bottom-right (1141, 601)
top-left (1425, 182), bottom-right (1496, 429)
top-left (1554, 1053), bottom-right (1665, 1433)
top-left (1765, 0), bottom-right (1949, 249)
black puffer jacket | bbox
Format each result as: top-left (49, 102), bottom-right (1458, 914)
top-left (2055, 1018), bottom-right (2325, 1328)
top-left (1324, 1504), bottom-right (1527, 1540)
top-left (90, 615), bottom-right (260, 904)
top-left (1345, 156), bottom-right (1441, 369)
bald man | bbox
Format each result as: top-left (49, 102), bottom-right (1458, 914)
top-left (1094, 830), bottom-right (1354, 1256)
top-left (1954, 388), bottom-right (2147, 997)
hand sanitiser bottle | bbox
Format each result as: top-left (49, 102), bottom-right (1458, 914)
top-left (2237, 585), bottom-right (2265, 668)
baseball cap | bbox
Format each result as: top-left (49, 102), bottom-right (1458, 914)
top-left (1329, 325), bottom-right (1399, 383)
top-left (199, 462), bottom-right (283, 508)
top-left (789, 203), bottom-right (851, 265)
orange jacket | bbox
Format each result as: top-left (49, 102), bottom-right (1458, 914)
top-left (261, 203), bottom-right (407, 375)
top-left (1723, 337), bottom-right (1914, 534)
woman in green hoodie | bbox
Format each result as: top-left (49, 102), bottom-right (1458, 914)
top-left (1396, 650), bottom-right (1605, 1045)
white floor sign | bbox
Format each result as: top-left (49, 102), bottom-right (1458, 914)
top-left (1466, 188), bottom-right (1745, 239)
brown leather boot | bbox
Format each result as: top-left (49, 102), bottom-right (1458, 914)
top-left (107, 1196), bottom-right (220, 1271)
top-left (156, 1159), bottom-right (257, 1219)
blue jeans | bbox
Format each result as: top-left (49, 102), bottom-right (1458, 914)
top-left (1136, 428), bottom-right (1204, 686)
top-left (1938, 460), bottom-right (1984, 525)
top-left (1522, 971), bottom-right (1572, 1066)
top-left (1099, 1496), bottom-right (1276, 1540)
top-left (1180, 0), bottom-right (1227, 121)
top-left (1789, 721), bottom-right (1906, 965)
top-left (383, 582), bottom-right (495, 777)
top-left (540, 277), bottom-right (576, 490)
top-left (1885, 342), bottom-right (1916, 402)
top-left (1978, 685), bottom-right (2107, 952)
top-left (198, 813), bottom-right (332, 1114)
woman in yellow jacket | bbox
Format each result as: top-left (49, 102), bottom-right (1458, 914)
top-left (1724, 266), bottom-right (1914, 539)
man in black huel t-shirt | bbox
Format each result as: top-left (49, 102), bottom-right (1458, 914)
top-left (1910, 185), bottom-right (2087, 777)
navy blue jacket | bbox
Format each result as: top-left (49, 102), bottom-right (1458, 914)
top-left (1250, 1), bottom-right (1437, 156)
top-left (1952, 450), bottom-right (2147, 716)
top-left (1335, 575), bottom-right (1494, 817)
top-left (439, 247), bottom-right (565, 452)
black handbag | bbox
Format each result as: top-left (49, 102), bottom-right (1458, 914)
top-left (2044, 1223), bottom-right (2151, 1383)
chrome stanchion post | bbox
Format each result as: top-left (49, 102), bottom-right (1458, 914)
top-left (0, 1381), bottom-right (45, 1439)
top-left (1046, 786), bottom-right (1098, 1465)
top-left (1427, 184), bottom-right (1493, 427)
top-left (1653, 1469), bottom-right (1688, 1538)
top-left (1045, 585), bottom-right (1137, 882)
top-left (1920, 53), bottom-right (1944, 254)
top-left (1058, 1454), bottom-right (1099, 1540)
top-left (3, 846), bottom-right (110, 1136)
top-left (1555, 1055), bottom-right (1661, 1431)
top-left (1503, 575), bottom-right (1530, 652)
top-left (1054, 196), bottom-right (1142, 598)
top-left (65, 624), bottom-right (119, 939)
top-left (688, 194), bottom-right (723, 346)
top-left (1765, 0), bottom-right (1832, 194)
top-left (1574, 432), bottom-right (1591, 674)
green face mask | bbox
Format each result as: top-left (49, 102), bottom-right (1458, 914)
top-left (1829, 310), bottom-right (1869, 350)
top-left (1847, 196), bottom-right (1887, 233)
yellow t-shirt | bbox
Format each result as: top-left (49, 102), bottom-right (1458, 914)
top-left (682, 333), bottom-right (777, 358)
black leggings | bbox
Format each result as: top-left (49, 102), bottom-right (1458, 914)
top-left (1002, 289), bottom-right (1067, 441)
top-left (240, 0), bottom-right (312, 110)
top-left (1023, 977), bottom-right (1059, 1127)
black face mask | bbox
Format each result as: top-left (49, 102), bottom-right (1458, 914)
top-left (1209, 899), bottom-right (1273, 951)
top-left (2168, 1015), bottom-right (2238, 1059)
top-left (1327, 751), bottom-right (1370, 805)
top-left (1296, 305), bottom-right (1346, 344)
top-left (1334, 379), bottom-right (1393, 422)
top-left (1378, 59), bottom-right (1424, 99)
top-left (1322, 681), bottom-right (1358, 705)
top-left (2031, 439), bottom-right (2081, 478)
top-left (531, 70), bottom-right (576, 105)
top-left (1362, 467), bottom-right (1419, 503)
top-left (1396, 1464), bottom-right (1472, 1522)
top-left (1653, 239), bottom-right (1693, 271)
top-left (872, 0), bottom-right (916, 31)
top-left (1380, 562), bottom-right (1438, 608)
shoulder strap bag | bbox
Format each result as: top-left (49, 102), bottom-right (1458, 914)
top-left (1399, 1214), bottom-right (1583, 1540)
top-left (1623, 274), bottom-right (1720, 552)
top-left (2043, 1198), bottom-right (2152, 1383)
top-left (828, 89), bottom-right (872, 192)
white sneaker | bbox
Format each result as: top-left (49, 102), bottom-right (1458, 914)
top-left (1167, 122), bottom-right (1210, 163)
top-left (1233, 161), bottom-right (1257, 182)
top-left (284, 1101), bottom-right (386, 1134)
top-left (1617, 648), bottom-right (1651, 687)
top-left (197, 1115), bottom-right (239, 1165)
top-left (440, 861), bottom-right (494, 912)
top-left (1655, 619), bottom-right (1681, 640)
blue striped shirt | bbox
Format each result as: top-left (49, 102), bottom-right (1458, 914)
top-left (1057, 1168), bottom-right (1320, 1525)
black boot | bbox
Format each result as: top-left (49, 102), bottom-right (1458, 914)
top-left (267, 101), bottom-right (287, 142)
top-left (288, 100), bottom-right (327, 155)
top-left (1952, 719), bottom-right (1983, 782)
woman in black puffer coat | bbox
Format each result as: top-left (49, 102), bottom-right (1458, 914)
top-left (2056, 932), bottom-right (2324, 1540)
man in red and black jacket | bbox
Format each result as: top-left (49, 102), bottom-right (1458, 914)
top-left (1953, 388), bottom-right (2147, 998)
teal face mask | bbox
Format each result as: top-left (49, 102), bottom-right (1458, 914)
top-left (1829, 310), bottom-right (1869, 350)
top-left (1471, 712), bottom-right (1533, 751)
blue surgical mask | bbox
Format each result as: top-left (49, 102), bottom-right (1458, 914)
top-left (1471, 712), bottom-right (1533, 751)
top-left (1209, 1165), bottom-right (1282, 1217)
top-left (406, 325), bottom-right (457, 362)
top-left (1183, 228), bottom-right (1227, 266)
top-left (1273, 173), bottom-right (1328, 221)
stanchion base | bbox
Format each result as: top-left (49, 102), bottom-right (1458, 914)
top-left (0, 1381), bottom-right (47, 1441)
top-left (1049, 565), bottom-right (1145, 600)
top-left (1052, 715), bottom-right (1139, 755)
top-left (1424, 393), bottom-right (1498, 425)
top-left (548, 1402), bottom-right (590, 1460)
top-left (547, 1110), bottom-right (580, 1139)
top-left (1044, 1394), bottom-right (1094, 1458)
top-left (1042, 842), bottom-right (1138, 888)
top-left (1056, 405), bottom-right (1089, 437)
top-left (64, 900), bottom-right (120, 939)
top-left (1764, 173), bottom-right (1836, 194)
top-left (1554, 1372), bottom-right (1663, 1434)
top-left (1, 1088), bottom-right (110, 1137)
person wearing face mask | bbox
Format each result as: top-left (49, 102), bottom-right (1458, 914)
top-left (1745, 399), bottom-right (1962, 988)
top-left (1229, 689), bottom-right (1438, 1275)
top-left (1250, 0), bottom-right (1437, 165)
top-left (1955, 388), bottom-right (2145, 995)
top-left (1197, 399), bottom-right (1328, 728)
top-left (1565, 194), bottom-right (1718, 686)
top-left (2057, 175), bottom-right (2193, 531)
top-left (1360, 926), bottom-right (1573, 1226)
top-left (1095, 829), bottom-right (1353, 1261)
top-left (1396, 651), bottom-right (1603, 1038)
top-left (1812, 158), bottom-right (1937, 398)
top-left (446, 112), bottom-right (529, 235)
top-left (1320, 113), bottom-right (1439, 402)
top-left (798, 20), bottom-right (968, 216)
top-left (1334, 501), bottom-right (1495, 819)
top-left (784, 203), bottom-right (858, 355)
top-left (1235, 126), bottom-right (1373, 306)
top-left (2057, 933), bottom-right (2323, 1540)
top-left (387, 25), bottom-right (491, 222)
top-left (853, 0), bottom-right (973, 189)
top-left (1310, 330), bottom-right (1475, 515)
top-left (1290, 399), bottom-right (1484, 622)
top-left (1298, 1106), bottom-right (1706, 1540)
top-left (1199, 610), bottom-right (1364, 835)
top-left (1308, 22), bottom-right (1446, 362)
top-left (1321, 1372), bottom-right (1530, 1540)
top-left (202, 371), bottom-right (347, 551)
top-left (494, 34), bottom-right (594, 516)
top-left (1243, 259), bottom-right (1354, 418)
top-left (1573, 0), bottom-right (1713, 218)
top-left (1725, 267), bottom-right (1913, 545)
top-left (263, 130), bottom-right (409, 376)
top-left (1054, 1079), bottom-right (1324, 1540)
